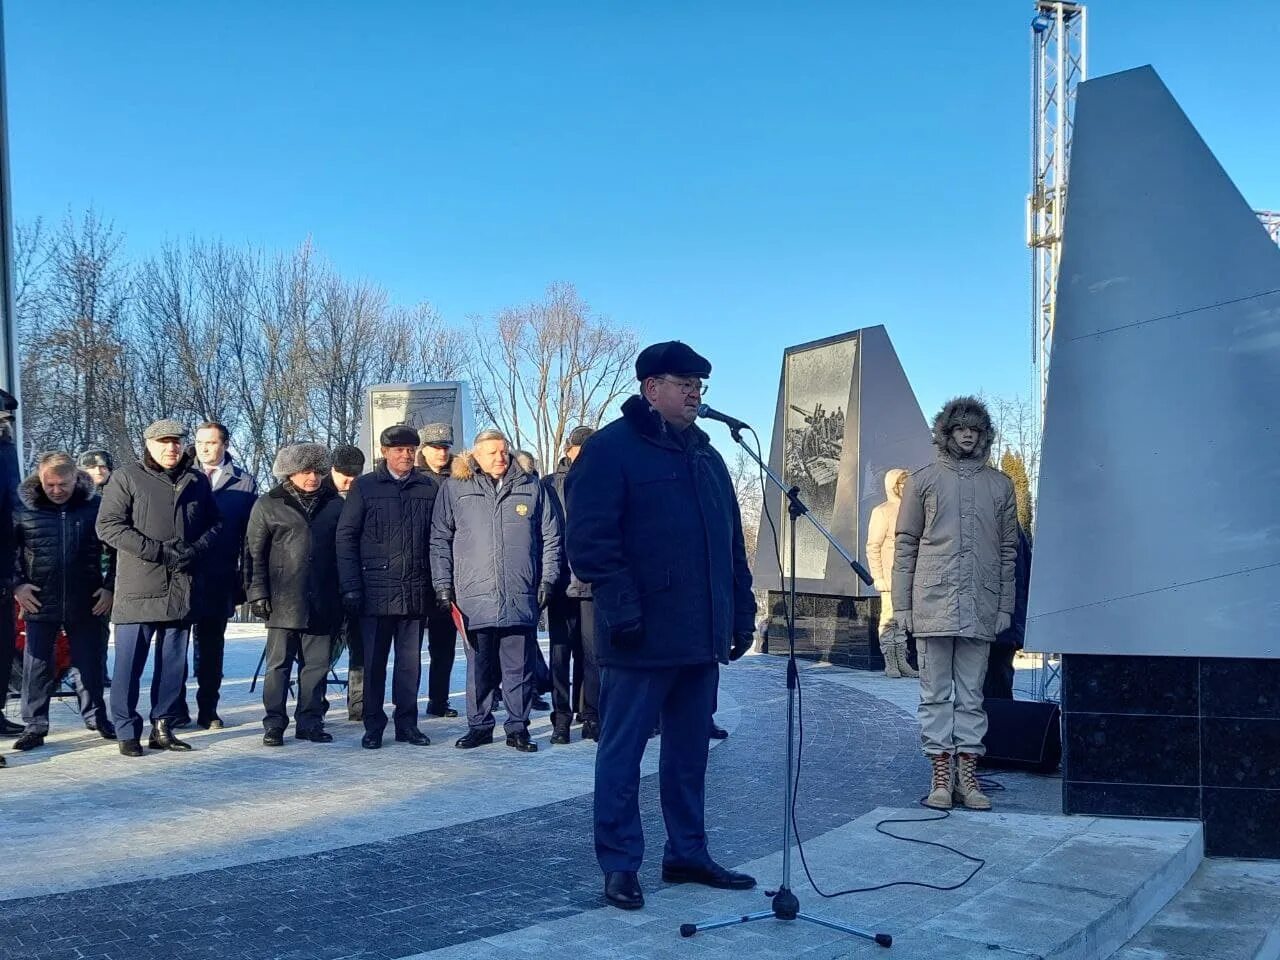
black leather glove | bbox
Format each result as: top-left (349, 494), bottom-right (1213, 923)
top-left (730, 632), bottom-right (753, 661)
top-left (610, 619), bottom-right (644, 651)
top-left (250, 598), bottom-right (271, 621)
top-left (537, 583), bottom-right (553, 610)
top-left (341, 591), bottom-right (364, 616)
top-left (437, 587), bottom-right (455, 615)
top-left (162, 541), bottom-right (195, 572)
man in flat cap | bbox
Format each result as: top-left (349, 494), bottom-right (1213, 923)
top-left (336, 424), bottom-right (439, 748)
top-left (328, 444), bottom-right (366, 720)
top-left (416, 423), bottom-right (459, 716)
top-left (566, 342), bottom-right (757, 910)
top-left (246, 443), bottom-right (344, 746)
top-left (96, 419), bottom-right (222, 757)
top-left (543, 426), bottom-right (601, 743)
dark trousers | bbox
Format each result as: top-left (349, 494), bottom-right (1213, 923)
top-left (547, 597), bottom-right (599, 725)
top-left (342, 615), bottom-right (364, 721)
top-left (984, 643), bottom-right (1017, 700)
top-left (263, 628), bottom-right (330, 733)
top-left (191, 616), bottom-right (229, 722)
top-left (361, 616), bottom-right (423, 735)
top-left (111, 622), bottom-right (190, 742)
top-left (465, 627), bottom-right (532, 736)
top-left (22, 619), bottom-right (108, 734)
top-left (425, 610), bottom-right (457, 713)
top-left (0, 597), bottom-right (15, 709)
top-left (594, 661), bottom-right (718, 873)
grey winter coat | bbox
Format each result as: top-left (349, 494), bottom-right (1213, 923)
top-left (10, 471), bottom-right (114, 624)
top-left (244, 483), bottom-right (344, 633)
top-left (429, 456), bottom-right (560, 632)
top-left (96, 451), bottom-right (223, 624)
top-left (891, 412), bottom-right (1017, 642)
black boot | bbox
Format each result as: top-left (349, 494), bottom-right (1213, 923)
top-left (604, 871), bottom-right (644, 910)
top-left (118, 739), bottom-right (143, 757)
top-left (506, 731), bottom-right (538, 753)
top-left (455, 728), bottom-right (494, 749)
top-left (550, 718), bottom-right (571, 745)
top-left (581, 720), bottom-right (600, 742)
top-left (263, 729), bottom-right (284, 747)
top-left (148, 719), bottom-right (193, 752)
top-left (13, 731), bottom-right (45, 751)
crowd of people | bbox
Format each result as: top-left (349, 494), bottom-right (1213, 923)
top-left (0, 341), bottom-right (1023, 911)
top-left (0, 415), bottom-right (614, 757)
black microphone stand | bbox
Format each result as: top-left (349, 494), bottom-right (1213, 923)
top-left (680, 424), bottom-right (892, 949)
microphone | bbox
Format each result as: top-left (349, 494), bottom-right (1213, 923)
top-left (696, 404), bottom-right (750, 432)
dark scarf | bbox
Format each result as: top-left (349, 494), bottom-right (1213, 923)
top-left (285, 480), bottom-right (323, 519)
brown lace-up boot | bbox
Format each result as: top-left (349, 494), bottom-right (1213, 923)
top-left (954, 753), bottom-right (992, 810)
top-left (925, 752), bottom-right (953, 809)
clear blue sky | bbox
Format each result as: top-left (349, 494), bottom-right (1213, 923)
top-left (6, 1), bottom-right (1278, 441)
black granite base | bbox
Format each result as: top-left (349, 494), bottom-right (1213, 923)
top-left (1062, 654), bottom-right (1280, 858)
top-left (765, 591), bottom-right (883, 670)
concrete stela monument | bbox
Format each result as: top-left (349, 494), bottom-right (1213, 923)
top-left (755, 326), bottom-right (933, 670)
top-left (1027, 65), bottom-right (1280, 858)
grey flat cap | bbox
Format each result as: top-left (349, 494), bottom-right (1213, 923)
top-left (418, 422), bottom-right (454, 447)
top-left (144, 418), bottom-right (188, 441)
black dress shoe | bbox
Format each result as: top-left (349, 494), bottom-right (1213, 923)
top-left (661, 861), bottom-right (757, 890)
top-left (455, 728), bottom-right (494, 749)
top-left (531, 696), bottom-right (551, 711)
top-left (98, 722), bottom-right (118, 741)
top-left (395, 728), bottom-right (430, 746)
top-left (119, 739), bottom-right (143, 757)
top-left (581, 720), bottom-right (600, 741)
top-left (263, 729), bottom-right (284, 747)
top-left (198, 715), bottom-right (225, 730)
top-left (296, 728), bottom-right (334, 743)
top-left (14, 732), bottom-right (45, 751)
top-left (426, 705), bottom-right (459, 718)
top-left (550, 721), bottom-right (571, 745)
top-left (506, 731), bottom-right (538, 753)
top-left (361, 732), bottom-right (383, 750)
top-left (710, 724), bottom-right (729, 740)
top-left (604, 871), bottom-right (644, 910)
top-left (0, 716), bottom-right (24, 736)
top-left (148, 720), bottom-right (193, 751)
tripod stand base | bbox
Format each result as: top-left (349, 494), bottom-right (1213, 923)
top-left (680, 887), bottom-right (891, 946)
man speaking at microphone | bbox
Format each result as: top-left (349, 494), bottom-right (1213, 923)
top-left (566, 340), bottom-right (757, 911)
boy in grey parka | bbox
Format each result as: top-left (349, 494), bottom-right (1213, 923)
top-left (892, 396), bottom-right (1017, 810)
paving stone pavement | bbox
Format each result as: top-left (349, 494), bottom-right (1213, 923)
top-left (0, 630), bottom-right (1062, 960)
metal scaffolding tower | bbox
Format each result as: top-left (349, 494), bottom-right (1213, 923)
top-left (1259, 210), bottom-right (1280, 245)
top-left (1028, 1), bottom-right (1087, 433)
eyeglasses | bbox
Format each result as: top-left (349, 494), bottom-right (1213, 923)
top-left (656, 376), bottom-right (708, 397)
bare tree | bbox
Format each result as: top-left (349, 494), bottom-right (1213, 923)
top-left (727, 448), bottom-right (763, 567)
top-left (984, 392), bottom-right (1041, 487)
top-left (469, 283), bottom-right (637, 465)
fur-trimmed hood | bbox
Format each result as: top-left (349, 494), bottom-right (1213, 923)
top-left (931, 396), bottom-right (994, 461)
top-left (18, 469), bottom-right (96, 510)
top-left (883, 467), bottom-right (908, 502)
top-left (450, 451), bottom-right (531, 484)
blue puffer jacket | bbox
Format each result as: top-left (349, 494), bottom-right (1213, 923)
top-left (565, 395), bottom-right (756, 668)
top-left (429, 456), bottom-right (561, 631)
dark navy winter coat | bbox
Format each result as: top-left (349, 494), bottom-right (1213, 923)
top-left (10, 471), bottom-right (114, 624)
top-left (565, 395), bottom-right (756, 668)
top-left (542, 456), bottom-right (588, 599)
top-left (429, 456), bottom-right (561, 632)
top-left (335, 463), bottom-right (438, 617)
top-left (194, 456), bottom-right (257, 618)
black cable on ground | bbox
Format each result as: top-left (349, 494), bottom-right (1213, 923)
top-left (749, 425), bottom-right (987, 901)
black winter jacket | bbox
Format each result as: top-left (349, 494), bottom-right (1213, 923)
top-left (10, 471), bottom-right (114, 623)
top-left (335, 463), bottom-right (439, 617)
top-left (96, 451), bottom-right (222, 624)
top-left (244, 483), bottom-right (343, 633)
top-left (0, 424), bottom-right (19, 590)
top-left (543, 456), bottom-right (588, 599)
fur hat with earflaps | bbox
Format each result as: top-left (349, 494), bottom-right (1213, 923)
top-left (272, 443), bottom-right (331, 480)
top-left (932, 396), bottom-right (994, 461)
